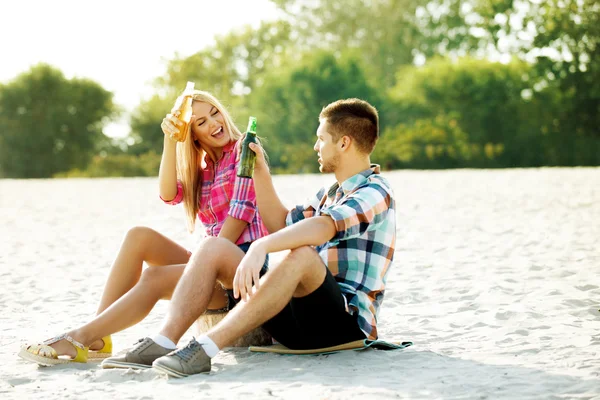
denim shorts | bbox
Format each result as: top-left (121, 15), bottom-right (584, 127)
top-left (222, 242), bottom-right (269, 310)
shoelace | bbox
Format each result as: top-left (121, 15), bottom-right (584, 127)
top-left (171, 338), bottom-right (203, 362)
top-left (131, 338), bottom-right (149, 354)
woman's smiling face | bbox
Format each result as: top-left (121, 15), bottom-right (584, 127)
top-left (190, 101), bottom-right (229, 152)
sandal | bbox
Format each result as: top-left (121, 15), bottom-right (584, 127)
top-left (89, 336), bottom-right (112, 360)
top-left (18, 333), bottom-right (89, 366)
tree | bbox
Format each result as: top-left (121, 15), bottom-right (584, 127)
top-left (271, 0), bottom-right (426, 91)
top-left (252, 50), bottom-right (381, 173)
top-left (386, 57), bottom-right (545, 167)
top-left (128, 94), bottom-right (173, 155)
top-left (415, 0), bottom-right (600, 140)
top-left (0, 64), bottom-right (118, 178)
top-left (129, 20), bottom-right (295, 154)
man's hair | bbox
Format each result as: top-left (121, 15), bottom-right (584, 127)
top-left (319, 98), bottom-right (379, 154)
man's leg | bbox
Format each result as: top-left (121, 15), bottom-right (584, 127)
top-left (156, 237), bottom-right (245, 344)
top-left (200, 246), bottom-right (325, 348)
top-left (151, 246), bottom-right (326, 377)
top-left (101, 237), bottom-right (244, 370)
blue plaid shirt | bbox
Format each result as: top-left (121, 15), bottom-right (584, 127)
top-left (285, 165), bottom-right (396, 339)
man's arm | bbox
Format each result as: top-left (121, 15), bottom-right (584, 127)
top-left (254, 216), bottom-right (335, 255)
top-left (232, 215), bottom-right (336, 300)
top-left (249, 142), bottom-right (289, 233)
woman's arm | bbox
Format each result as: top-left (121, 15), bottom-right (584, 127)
top-left (158, 114), bottom-right (182, 201)
top-left (249, 142), bottom-right (289, 233)
top-left (217, 216), bottom-right (248, 243)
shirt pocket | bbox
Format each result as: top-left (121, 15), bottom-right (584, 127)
top-left (198, 184), bottom-right (213, 221)
top-left (210, 168), bottom-right (234, 214)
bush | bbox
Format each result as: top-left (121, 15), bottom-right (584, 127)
top-left (374, 113), bottom-right (505, 169)
top-left (55, 151), bottom-right (161, 178)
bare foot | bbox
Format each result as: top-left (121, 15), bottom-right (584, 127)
top-left (89, 338), bottom-right (106, 351)
top-left (48, 337), bottom-right (79, 358)
top-left (47, 331), bottom-right (100, 358)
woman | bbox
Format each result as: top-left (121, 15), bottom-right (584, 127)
top-left (19, 90), bottom-right (269, 365)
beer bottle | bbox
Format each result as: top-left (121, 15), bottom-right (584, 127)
top-left (171, 81), bottom-right (195, 142)
top-left (237, 116), bottom-right (258, 178)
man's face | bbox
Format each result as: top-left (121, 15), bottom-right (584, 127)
top-left (314, 120), bottom-right (340, 173)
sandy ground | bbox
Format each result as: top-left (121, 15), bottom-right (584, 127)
top-left (0, 168), bottom-right (598, 400)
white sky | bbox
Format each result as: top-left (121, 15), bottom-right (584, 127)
top-left (0, 0), bottom-right (280, 137)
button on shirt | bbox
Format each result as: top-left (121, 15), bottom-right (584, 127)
top-left (285, 165), bottom-right (396, 340)
top-left (163, 140), bottom-right (268, 245)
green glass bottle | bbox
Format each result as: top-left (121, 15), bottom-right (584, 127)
top-left (237, 116), bottom-right (258, 178)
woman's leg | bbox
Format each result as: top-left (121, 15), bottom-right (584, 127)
top-left (95, 226), bottom-right (192, 315)
top-left (51, 264), bottom-right (229, 358)
top-left (97, 226), bottom-right (228, 313)
top-left (78, 264), bottom-right (228, 345)
top-left (47, 228), bottom-right (228, 357)
top-left (48, 264), bottom-right (184, 357)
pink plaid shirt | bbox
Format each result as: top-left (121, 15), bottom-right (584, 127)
top-left (162, 140), bottom-right (268, 245)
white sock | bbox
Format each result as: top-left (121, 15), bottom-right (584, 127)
top-left (151, 334), bottom-right (177, 349)
top-left (196, 335), bottom-right (220, 358)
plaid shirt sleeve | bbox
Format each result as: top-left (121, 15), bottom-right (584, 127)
top-left (160, 180), bottom-right (184, 205)
top-left (320, 183), bottom-right (393, 243)
top-left (286, 187), bottom-right (326, 226)
top-left (228, 175), bottom-right (257, 223)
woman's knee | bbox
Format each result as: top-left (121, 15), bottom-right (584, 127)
top-left (124, 226), bottom-right (157, 244)
top-left (138, 266), bottom-right (177, 295)
top-left (139, 266), bottom-right (164, 286)
top-left (121, 227), bottom-right (163, 259)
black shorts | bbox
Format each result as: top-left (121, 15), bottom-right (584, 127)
top-left (262, 267), bottom-right (366, 350)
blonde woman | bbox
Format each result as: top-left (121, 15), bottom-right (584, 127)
top-left (19, 91), bottom-right (269, 365)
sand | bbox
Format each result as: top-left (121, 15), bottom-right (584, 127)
top-left (0, 167), bottom-right (599, 399)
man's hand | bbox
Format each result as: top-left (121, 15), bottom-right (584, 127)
top-left (233, 241), bottom-right (268, 301)
top-left (249, 142), bottom-right (268, 174)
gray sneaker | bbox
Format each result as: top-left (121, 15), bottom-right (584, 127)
top-left (101, 338), bottom-right (172, 369)
top-left (152, 338), bottom-right (211, 378)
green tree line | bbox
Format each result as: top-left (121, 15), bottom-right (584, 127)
top-left (1, 0), bottom-right (598, 178)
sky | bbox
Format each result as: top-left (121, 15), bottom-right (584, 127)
top-left (0, 0), bottom-right (280, 137)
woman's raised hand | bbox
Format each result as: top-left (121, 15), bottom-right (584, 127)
top-left (160, 111), bottom-right (184, 141)
top-left (248, 142), bottom-right (268, 173)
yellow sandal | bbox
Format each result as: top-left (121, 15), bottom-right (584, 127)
top-left (89, 336), bottom-right (112, 359)
top-left (18, 334), bottom-right (89, 366)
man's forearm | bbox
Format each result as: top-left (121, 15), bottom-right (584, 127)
top-left (253, 167), bottom-right (289, 233)
top-left (254, 216), bottom-right (336, 254)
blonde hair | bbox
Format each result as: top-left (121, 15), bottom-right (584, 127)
top-left (176, 90), bottom-right (242, 232)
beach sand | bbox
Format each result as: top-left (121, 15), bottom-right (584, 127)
top-left (1, 168), bottom-right (598, 399)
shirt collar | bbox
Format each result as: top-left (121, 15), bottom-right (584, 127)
top-left (327, 164), bottom-right (381, 199)
top-left (204, 140), bottom-right (237, 165)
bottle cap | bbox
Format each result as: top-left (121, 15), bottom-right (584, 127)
top-left (184, 81), bottom-right (195, 94)
top-left (247, 116), bottom-right (257, 133)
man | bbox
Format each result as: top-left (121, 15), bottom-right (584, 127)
top-left (102, 98), bottom-right (396, 378)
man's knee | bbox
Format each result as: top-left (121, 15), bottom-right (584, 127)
top-left (280, 246), bottom-right (326, 297)
top-left (189, 237), bottom-right (243, 279)
top-left (287, 246), bottom-right (319, 264)
top-left (192, 236), bottom-right (232, 255)
top-left (280, 246), bottom-right (323, 275)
